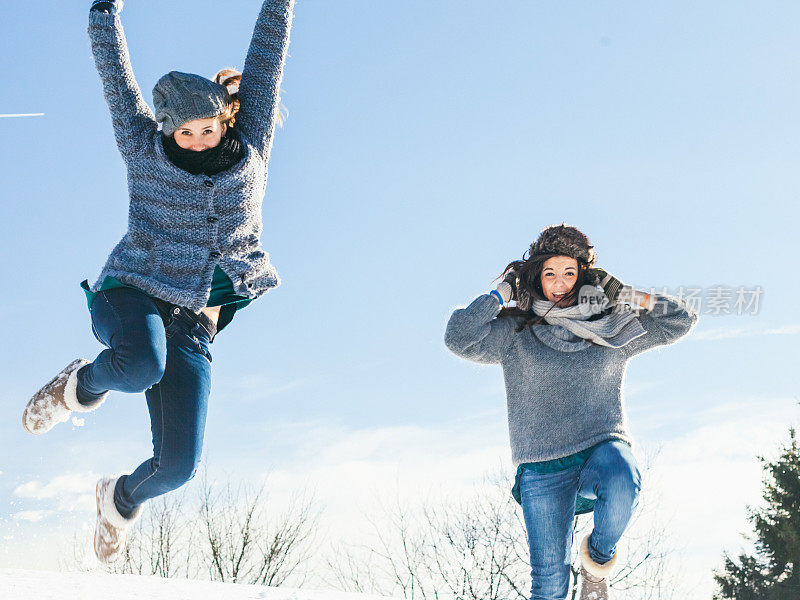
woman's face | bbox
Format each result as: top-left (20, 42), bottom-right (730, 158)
top-left (172, 117), bottom-right (227, 151)
top-left (540, 256), bottom-right (579, 306)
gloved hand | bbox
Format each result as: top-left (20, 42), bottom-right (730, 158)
top-left (617, 286), bottom-right (655, 312)
top-left (587, 267), bottom-right (623, 302)
top-left (491, 272), bottom-right (516, 306)
top-left (588, 268), bottom-right (654, 311)
top-left (501, 271), bottom-right (518, 302)
top-left (91, 0), bottom-right (123, 14)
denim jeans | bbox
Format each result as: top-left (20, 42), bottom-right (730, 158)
top-left (518, 440), bottom-right (641, 600)
top-left (76, 287), bottom-right (213, 517)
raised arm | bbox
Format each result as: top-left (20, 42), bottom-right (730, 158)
top-left (586, 268), bottom-right (698, 355)
top-left (88, 2), bottom-right (156, 160)
top-left (622, 293), bottom-right (698, 356)
top-left (237, 0), bottom-right (295, 160)
top-left (445, 292), bottom-right (516, 365)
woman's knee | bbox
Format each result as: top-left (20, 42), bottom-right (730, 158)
top-left (607, 466), bottom-right (641, 509)
top-left (604, 462), bottom-right (641, 513)
top-left (157, 458), bottom-right (200, 490)
top-left (112, 340), bottom-right (167, 392)
top-left (593, 444), bottom-right (641, 501)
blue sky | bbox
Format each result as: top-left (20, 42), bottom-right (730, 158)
top-left (2, 1), bottom-right (800, 596)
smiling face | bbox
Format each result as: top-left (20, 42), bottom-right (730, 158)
top-left (172, 116), bottom-right (227, 151)
top-left (540, 256), bottom-right (579, 306)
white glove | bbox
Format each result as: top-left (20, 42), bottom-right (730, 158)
top-left (490, 281), bottom-right (514, 306)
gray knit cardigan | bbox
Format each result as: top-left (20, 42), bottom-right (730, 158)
top-left (87, 0), bottom-right (293, 310)
top-left (444, 293), bottom-right (698, 465)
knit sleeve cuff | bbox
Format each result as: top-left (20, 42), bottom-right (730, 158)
top-left (489, 290), bottom-right (504, 305)
top-left (475, 293), bottom-right (504, 317)
top-left (89, 9), bottom-right (119, 26)
top-left (650, 293), bottom-right (699, 319)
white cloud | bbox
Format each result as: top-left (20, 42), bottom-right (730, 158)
top-left (764, 324), bottom-right (800, 335)
top-left (691, 327), bottom-right (751, 341)
top-left (249, 419), bottom-right (512, 563)
top-left (265, 420), bottom-right (511, 504)
top-left (225, 373), bottom-right (310, 399)
top-left (13, 511), bottom-right (55, 523)
top-left (13, 473), bottom-right (98, 513)
top-left (692, 324), bottom-right (800, 341)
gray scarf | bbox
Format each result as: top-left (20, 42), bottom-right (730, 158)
top-left (531, 288), bottom-right (646, 348)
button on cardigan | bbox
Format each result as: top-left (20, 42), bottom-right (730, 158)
top-left (87, 1), bottom-right (294, 311)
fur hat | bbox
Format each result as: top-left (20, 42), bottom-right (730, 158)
top-left (152, 71), bottom-right (231, 136)
top-left (530, 224), bottom-right (597, 268)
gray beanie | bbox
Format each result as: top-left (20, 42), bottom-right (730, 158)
top-left (152, 71), bottom-right (231, 136)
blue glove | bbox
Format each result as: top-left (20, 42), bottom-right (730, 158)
top-left (91, 0), bottom-right (123, 14)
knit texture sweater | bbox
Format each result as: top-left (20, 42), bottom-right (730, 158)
top-left (444, 293), bottom-right (698, 466)
top-left (87, 0), bottom-right (293, 310)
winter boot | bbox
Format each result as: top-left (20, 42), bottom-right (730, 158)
top-left (23, 359), bottom-right (107, 434)
top-left (94, 476), bottom-right (142, 564)
top-left (578, 534), bottom-right (618, 600)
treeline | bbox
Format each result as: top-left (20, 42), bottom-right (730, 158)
top-left (67, 428), bottom-right (800, 600)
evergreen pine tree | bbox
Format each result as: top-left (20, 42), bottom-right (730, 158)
top-left (714, 428), bottom-right (800, 599)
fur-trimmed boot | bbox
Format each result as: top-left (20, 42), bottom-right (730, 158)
top-left (23, 359), bottom-right (107, 434)
top-left (94, 476), bottom-right (142, 564)
top-left (579, 534), bottom-right (617, 600)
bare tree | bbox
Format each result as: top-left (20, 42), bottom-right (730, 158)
top-left (327, 482), bottom-right (530, 600)
top-left (327, 540), bottom-right (385, 594)
top-left (198, 477), bottom-right (318, 586)
top-left (66, 472), bottom-right (318, 587)
top-left (114, 492), bottom-right (196, 578)
top-left (328, 457), bottom-right (677, 600)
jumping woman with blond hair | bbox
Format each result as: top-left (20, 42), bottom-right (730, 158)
top-left (445, 224), bottom-right (698, 600)
top-left (22, 0), bottom-right (294, 563)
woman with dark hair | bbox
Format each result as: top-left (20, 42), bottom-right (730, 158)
top-left (22, 0), bottom-right (294, 564)
top-left (444, 224), bottom-right (698, 600)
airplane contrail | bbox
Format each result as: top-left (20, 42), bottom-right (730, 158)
top-left (0, 113), bottom-right (45, 118)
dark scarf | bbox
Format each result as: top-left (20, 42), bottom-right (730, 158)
top-left (162, 130), bottom-right (245, 176)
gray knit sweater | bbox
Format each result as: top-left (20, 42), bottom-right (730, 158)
top-left (87, 0), bottom-right (293, 310)
top-left (444, 293), bottom-right (698, 465)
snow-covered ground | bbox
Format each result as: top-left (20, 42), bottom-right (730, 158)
top-left (0, 569), bottom-right (395, 600)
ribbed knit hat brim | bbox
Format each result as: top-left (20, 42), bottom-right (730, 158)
top-left (153, 71), bottom-right (231, 136)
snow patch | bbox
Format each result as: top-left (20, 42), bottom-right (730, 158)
top-left (0, 569), bottom-right (396, 600)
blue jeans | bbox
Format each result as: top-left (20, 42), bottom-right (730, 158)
top-left (518, 440), bottom-right (641, 600)
top-left (76, 287), bottom-right (213, 517)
